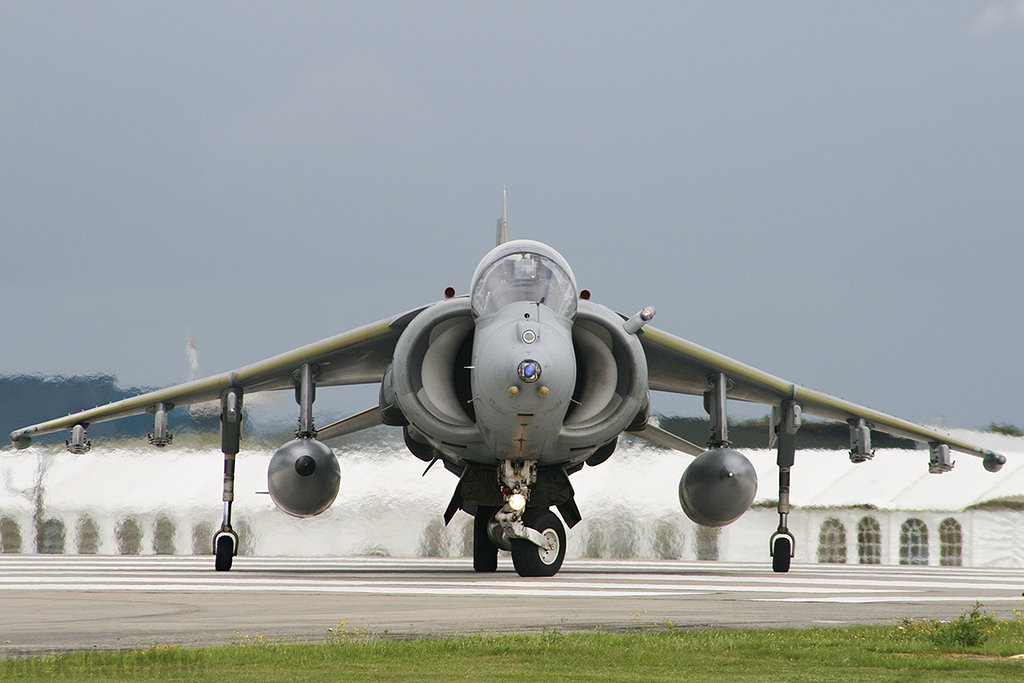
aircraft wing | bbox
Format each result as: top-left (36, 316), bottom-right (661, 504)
top-left (640, 325), bottom-right (1004, 464)
top-left (9, 306), bottom-right (426, 447)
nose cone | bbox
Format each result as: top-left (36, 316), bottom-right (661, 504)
top-left (471, 302), bottom-right (576, 461)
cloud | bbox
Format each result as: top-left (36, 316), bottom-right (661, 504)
top-left (973, 0), bottom-right (1024, 34)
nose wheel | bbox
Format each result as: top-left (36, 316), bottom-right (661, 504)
top-left (511, 508), bottom-right (566, 577)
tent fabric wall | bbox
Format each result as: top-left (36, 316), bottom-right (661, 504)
top-left (2, 430), bottom-right (1022, 565)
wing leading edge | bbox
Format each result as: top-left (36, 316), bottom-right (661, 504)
top-left (640, 325), bottom-right (1005, 465)
top-left (9, 307), bottom-right (426, 448)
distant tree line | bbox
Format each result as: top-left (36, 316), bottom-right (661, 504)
top-left (987, 422), bottom-right (1024, 437)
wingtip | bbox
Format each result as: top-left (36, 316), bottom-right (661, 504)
top-left (983, 451), bottom-right (1006, 473)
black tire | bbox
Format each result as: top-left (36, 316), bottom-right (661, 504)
top-left (772, 535), bottom-right (791, 573)
top-left (473, 506), bottom-right (499, 573)
top-left (511, 508), bottom-right (566, 577)
top-left (215, 534), bottom-right (234, 572)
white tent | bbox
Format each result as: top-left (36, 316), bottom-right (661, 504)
top-left (2, 429), bottom-right (1022, 566)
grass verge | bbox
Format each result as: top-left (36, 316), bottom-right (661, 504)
top-left (4, 608), bottom-right (1024, 683)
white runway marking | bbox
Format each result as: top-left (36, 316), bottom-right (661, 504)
top-left (0, 556), bottom-right (1020, 603)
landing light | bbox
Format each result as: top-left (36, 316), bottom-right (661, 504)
top-left (518, 360), bottom-right (541, 383)
top-left (508, 493), bottom-right (527, 512)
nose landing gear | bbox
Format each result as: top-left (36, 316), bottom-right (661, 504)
top-left (473, 459), bottom-right (569, 577)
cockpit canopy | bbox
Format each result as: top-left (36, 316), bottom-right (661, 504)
top-left (470, 240), bottom-right (578, 319)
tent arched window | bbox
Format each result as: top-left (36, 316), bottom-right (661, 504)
top-left (939, 518), bottom-right (963, 566)
top-left (154, 516), bottom-right (177, 555)
top-left (76, 516), bottom-right (99, 554)
top-left (1, 517), bottom-right (23, 554)
top-left (899, 518), bottom-right (929, 565)
top-left (856, 516), bottom-right (882, 564)
top-left (117, 518), bottom-right (142, 555)
top-left (817, 517), bottom-right (847, 563)
top-left (38, 519), bottom-right (66, 554)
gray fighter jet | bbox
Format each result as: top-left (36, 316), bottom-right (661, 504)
top-left (10, 199), bottom-right (1007, 576)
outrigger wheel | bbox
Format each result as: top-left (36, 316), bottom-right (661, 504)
top-left (511, 508), bottom-right (566, 577)
top-left (771, 534), bottom-right (792, 573)
top-left (214, 532), bottom-right (237, 572)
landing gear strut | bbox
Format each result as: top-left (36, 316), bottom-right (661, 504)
top-left (770, 400), bottom-right (800, 573)
top-left (213, 386), bottom-right (243, 572)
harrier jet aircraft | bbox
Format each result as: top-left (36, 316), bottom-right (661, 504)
top-left (10, 200), bottom-right (1008, 576)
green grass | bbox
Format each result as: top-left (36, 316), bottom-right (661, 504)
top-left (4, 610), bottom-right (1024, 683)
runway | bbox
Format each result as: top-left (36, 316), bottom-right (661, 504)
top-left (1, 555), bottom-right (1022, 655)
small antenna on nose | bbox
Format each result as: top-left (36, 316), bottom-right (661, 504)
top-left (496, 187), bottom-right (508, 246)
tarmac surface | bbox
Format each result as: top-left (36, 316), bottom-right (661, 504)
top-left (1, 555), bottom-right (1022, 656)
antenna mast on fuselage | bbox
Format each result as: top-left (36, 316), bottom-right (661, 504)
top-left (496, 187), bottom-right (508, 246)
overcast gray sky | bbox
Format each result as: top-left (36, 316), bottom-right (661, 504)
top-left (2, 2), bottom-right (1022, 430)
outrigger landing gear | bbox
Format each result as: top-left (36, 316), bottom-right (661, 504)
top-left (770, 400), bottom-right (800, 574)
top-left (213, 386), bottom-right (243, 572)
